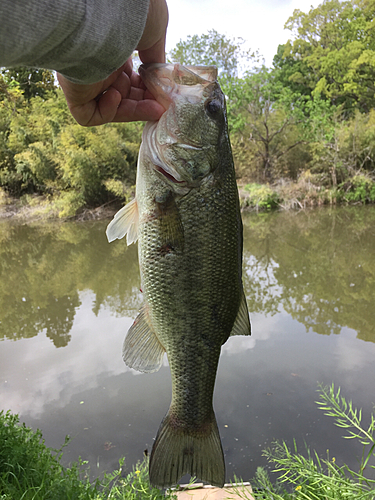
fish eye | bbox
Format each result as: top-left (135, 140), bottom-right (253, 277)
top-left (205, 99), bottom-right (221, 117)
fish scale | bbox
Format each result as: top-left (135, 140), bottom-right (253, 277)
top-left (106, 63), bottom-right (251, 489)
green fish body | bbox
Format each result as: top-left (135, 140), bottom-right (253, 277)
top-left (106, 64), bottom-right (251, 489)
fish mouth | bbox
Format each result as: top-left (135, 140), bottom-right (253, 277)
top-left (139, 63), bottom-right (217, 109)
top-left (154, 164), bottom-right (186, 184)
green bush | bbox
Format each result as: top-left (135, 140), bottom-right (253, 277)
top-left (341, 174), bottom-right (375, 204)
top-left (243, 183), bottom-right (280, 210)
top-left (0, 410), bottom-right (97, 499)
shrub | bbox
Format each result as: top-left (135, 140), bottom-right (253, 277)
top-left (242, 183), bottom-right (280, 210)
top-left (0, 410), bottom-right (97, 499)
top-left (341, 174), bottom-right (375, 204)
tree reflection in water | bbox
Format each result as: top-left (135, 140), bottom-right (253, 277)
top-left (0, 205), bottom-right (374, 347)
top-left (242, 206), bottom-right (375, 343)
top-left (0, 220), bottom-right (141, 347)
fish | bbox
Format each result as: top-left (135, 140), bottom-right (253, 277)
top-left (106, 63), bottom-right (251, 489)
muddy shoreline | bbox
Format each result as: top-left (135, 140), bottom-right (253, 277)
top-left (0, 196), bottom-right (119, 223)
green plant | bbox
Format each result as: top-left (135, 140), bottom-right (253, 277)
top-left (0, 410), bottom-right (177, 500)
top-left (233, 384), bottom-right (375, 499)
top-left (102, 458), bottom-right (177, 500)
top-left (342, 175), bottom-right (375, 204)
top-left (0, 410), bottom-right (98, 499)
top-left (243, 183), bottom-right (280, 210)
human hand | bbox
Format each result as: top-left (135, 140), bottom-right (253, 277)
top-left (57, 0), bottom-right (169, 126)
top-left (57, 59), bottom-right (165, 126)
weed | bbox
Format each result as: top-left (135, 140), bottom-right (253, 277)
top-left (234, 384), bottom-right (375, 500)
top-left (0, 411), bottom-right (176, 500)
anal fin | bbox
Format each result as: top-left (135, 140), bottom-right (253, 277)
top-left (230, 288), bottom-right (251, 337)
top-left (123, 305), bottom-right (165, 373)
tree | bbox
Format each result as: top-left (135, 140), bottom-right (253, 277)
top-left (272, 43), bottom-right (313, 98)
top-left (284, 0), bottom-right (375, 113)
top-left (229, 66), bottom-right (308, 181)
top-left (169, 29), bottom-right (255, 78)
top-left (1, 67), bottom-right (56, 100)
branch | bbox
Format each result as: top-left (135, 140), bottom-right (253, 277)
top-left (275, 140), bottom-right (306, 160)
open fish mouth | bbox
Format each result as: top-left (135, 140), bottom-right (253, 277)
top-left (154, 164), bottom-right (186, 184)
top-left (139, 63), bottom-right (217, 108)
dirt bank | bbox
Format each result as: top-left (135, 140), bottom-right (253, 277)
top-left (0, 195), bottom-right (119, 223)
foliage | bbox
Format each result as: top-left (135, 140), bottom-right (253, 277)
top-left (1, 68), bottom-right (56, 101)
top-left (0, 410), bottom-right (99, 499)
top-left (101, 458), bottom-right (175, 500)
top-left (0, 410), bottom-right (176, 500)
top-left (242, 183), bottom-right (280, 210)
top-left (3, 3), bottom-right (375, 212)
top-left (0, 89), bottom-right (141, 215)
top-left (283, 0), bottom-right (375, 114)
top-left (231, 384), bottom-right (375, 500)
top-left (341, 173), bottom-right (375, 203)
top-left (227, 66), bottom-right (309, 181)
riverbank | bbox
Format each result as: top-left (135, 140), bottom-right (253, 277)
top-left (239, 172), bottom-right (375, 211)
top-left (1, 174), bottom-right (375, 223)
top-left (0, 190), bottom-right (120, 222)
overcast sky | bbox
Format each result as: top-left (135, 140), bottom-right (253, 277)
top-left (165, 0), bottom-right (321, 67)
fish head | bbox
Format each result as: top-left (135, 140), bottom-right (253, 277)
top-left (139, 63), bottom-right (227, 189)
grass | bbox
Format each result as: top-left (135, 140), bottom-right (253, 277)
top-left (2, 384), bottom-right (375, 499)
top-left (0, 410), bottom-right (175, 500)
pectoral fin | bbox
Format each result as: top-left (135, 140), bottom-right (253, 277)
top-left (106, 197), bottom-right (139, 245)
top-left (154, 191), bottom-right (184, 251)
top-left (230, 289), bottom-right (251, 337)
top-left (123, 305), bottom-right (165, 373)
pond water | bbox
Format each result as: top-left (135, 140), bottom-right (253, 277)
top-left (0, 205), bottom-right (375, 484)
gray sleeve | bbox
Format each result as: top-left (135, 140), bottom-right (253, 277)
top-left (0, 0), bottom-right (149, 84)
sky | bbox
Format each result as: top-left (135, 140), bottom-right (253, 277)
top-left (165, 0), bottom-right (321, 67)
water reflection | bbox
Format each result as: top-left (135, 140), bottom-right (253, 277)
top-left (1, 206), bottom-right (374, 346)
top-left (0, 220), bottom-right (142, 346)
top-left (242, 206), bottom-right (375, 342)
top-left (0, 206), bottom-right (374, 482)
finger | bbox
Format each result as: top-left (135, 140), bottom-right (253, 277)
top-left (123, 58), bottom-right (133, 77)
top-left (94, 87), bottom-right (122, 125)
top-left (127, 86), bottom-right (146, 101)
top-left (110, 71), bottom-right (132, 98)
top-left (70, 87), bottom-right (122, 126)
top-left (139, 36), bottom-right (166, 65)
top-left (113, 99), bottom-right (165, 122)
top-left (130, 71), bottom-right (146, 89)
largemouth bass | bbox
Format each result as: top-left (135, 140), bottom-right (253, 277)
top-left (106, 63), bottom-right (251, 488)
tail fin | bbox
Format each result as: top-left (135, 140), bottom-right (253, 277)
top-left (149, 410), bottom-right (225, 489)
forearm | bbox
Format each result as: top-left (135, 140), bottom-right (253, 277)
top-left (0, 0), bottom-right (149, 84)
